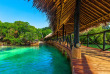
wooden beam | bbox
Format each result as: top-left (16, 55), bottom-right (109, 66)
top-left (94, 0), bottom-right (110, 11)
top-left (80, 13), bottom-right (110, 29)
top-left (80, 9), bottom-right (95, 20)
top-left (64, 23), bottom-right (74, 25)
top-left (81, 7), bottom-right (98, 19)
top-left (102, 0), bottom-right (110, 7)
top-left (48, 0), bottom-right (60, 14)
top-left (86, 0), bottom-right (108, 14)
top-left (82, 1), bottom-right (103, 16)
top-left (80, 11), bottom-right (94, 25)
top-left (61, 0), bottom-right (75, 18)
top-left (59, 0), bottom-right (64, 25)
top-left (81, 4), bottom-right (101, 17)
top-left (80, 12), bottom-right (93, 25)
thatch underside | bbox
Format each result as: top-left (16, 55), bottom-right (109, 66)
top-left (30, 0), bottom-right (110, 38)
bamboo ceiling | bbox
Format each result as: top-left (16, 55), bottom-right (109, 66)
top-left (30, 0), bottom-right (110, 38)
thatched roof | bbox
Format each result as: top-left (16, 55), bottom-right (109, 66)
top-left (44, 33), bottom-right (53, 39)
top-left (30, 0), bottom-right (110, 38)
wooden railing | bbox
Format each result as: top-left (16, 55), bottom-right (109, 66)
top-left (56, 35), bottom-right (73, 50)
top-left (48, 30), bottom-right (110, 51)
top-left (80, 30), bottom-right (110, 51)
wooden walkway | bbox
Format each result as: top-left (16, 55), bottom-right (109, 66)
top-left (47, 41), bottom-right (110, 74)
top-left (77, 46), bottom-right (110, 74)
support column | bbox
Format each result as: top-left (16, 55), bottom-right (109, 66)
top-left (72, 0), bottom-right (81, 59)
top-left (87, 35), bottom-right (89, 47)
top-left (103, 32), bottom-right (106, 51)
top-left (67, 36), bottom-right (69, 47)
top-left (74, 0), bottom-right (81, 47)
top-left (57, 31), bottom-right (58, 41)
top-left (65, 31), bottom-right (66, 41)
top-left (70, 34), bottom-right (72, 49)
top-left (63, 24), bottom-right (64, 42)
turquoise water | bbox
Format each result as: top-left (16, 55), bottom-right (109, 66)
top-left (0, 44), bottom-right (71, 74)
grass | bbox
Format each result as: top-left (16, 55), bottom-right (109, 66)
top-left (82, 44), bottom-right (110, 51)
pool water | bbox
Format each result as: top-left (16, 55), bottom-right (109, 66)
top-left (0, 44), bottom-right (71, 74)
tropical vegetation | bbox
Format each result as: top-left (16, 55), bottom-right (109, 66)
top-left (80, 25), bottom-right (110, 45)
top-left (0, 21), bottom-right (52, 45)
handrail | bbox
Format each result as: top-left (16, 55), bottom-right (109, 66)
top-left (49, 30), bottom-right (110, 51)
top-left (80, 30), bottom-right (110, 36)
top-left (80, 30), bottom-right (110, 51)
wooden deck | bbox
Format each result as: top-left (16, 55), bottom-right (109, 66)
top-left (80, 46), bottom-right (110, 74)
top-left (47, 41), bottom-right (110, 74)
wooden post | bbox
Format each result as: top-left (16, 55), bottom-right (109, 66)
top-left (74, 0), bottom-right (81, 48)
top-left (65, 31), bottom-right (66, 41)
top-left (60, 38), bottom-right (61, 44)
top-left (87, 35), bottom-right (89, 47)
top-left (70, 34), bottom-right (72, 49)
top-left (63, 24), bottom-right (64, 42)
top-left (103, 32), bottom-right (106, 51)
top-left (57, 31), bottom-right (58, 41)
top-left (67, 36), bottom-right (68, 47)
top-left (72, 0), bottom-right (81, 59)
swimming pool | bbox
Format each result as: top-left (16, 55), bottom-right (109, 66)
top-left (0, 44), bottom-right (71, 74)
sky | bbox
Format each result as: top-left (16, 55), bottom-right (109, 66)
top-left (0, 0), bottom-right (49, 28)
